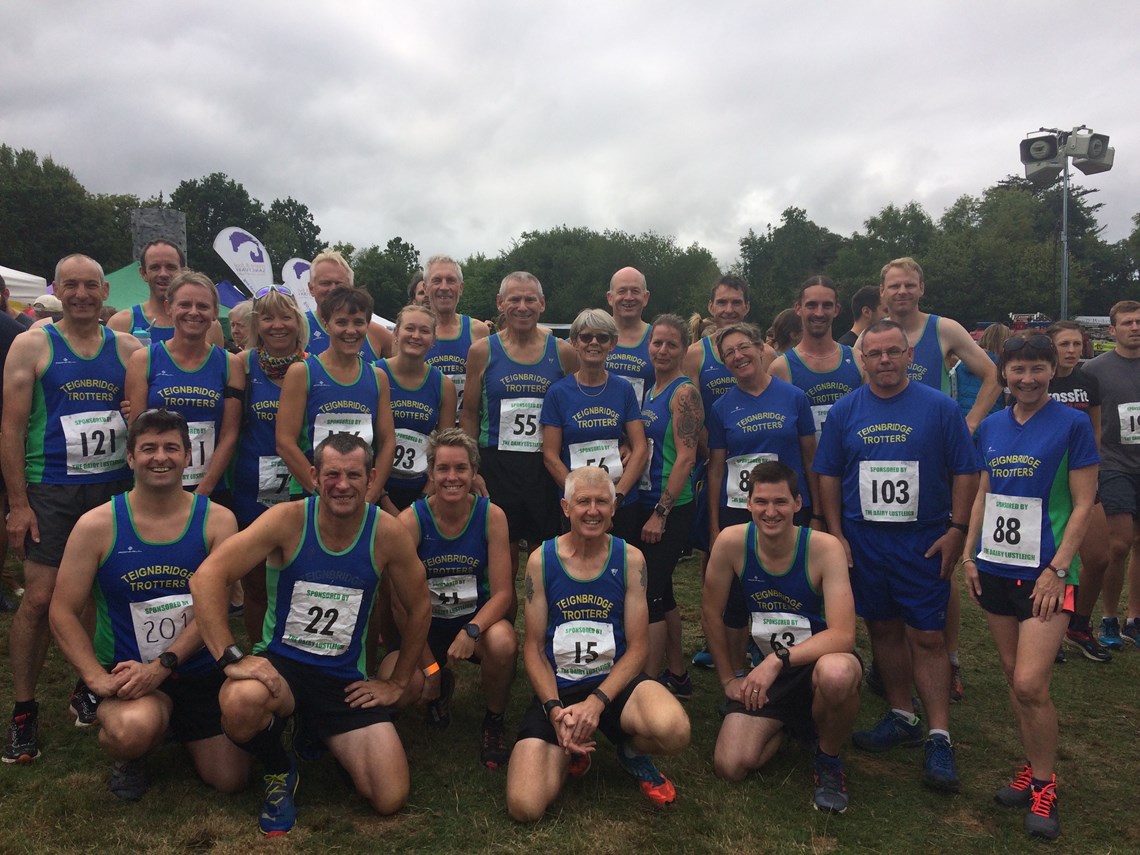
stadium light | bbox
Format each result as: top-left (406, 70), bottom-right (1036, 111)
top-left (1018, 125), bottom-right (1115, 319)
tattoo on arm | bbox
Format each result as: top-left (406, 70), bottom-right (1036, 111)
top-left (639, 560), bottom-right (647, 591)
top-left (659, 492), bottom-right (675, 512)
top-left (676, 387), bottom-right (702, 449)
top-left (525, 573), bottom-right (534, 603)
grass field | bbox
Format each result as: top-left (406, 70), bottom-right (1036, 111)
top-left (1, 554), bottom-right (1137, 855)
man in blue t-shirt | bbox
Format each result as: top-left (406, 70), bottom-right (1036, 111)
top-left (815, 320), bottom-right (980, 794)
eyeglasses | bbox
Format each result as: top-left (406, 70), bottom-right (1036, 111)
top-left (254, 285), bottom-right (295, 300)
top-left (576, 332), bottom-right (613, 345)
top-left (1003, 334), bottom-right (1054, 353)
top-left (862, 347), bottom-right (908, 360)
top-left (721, 342), bottom-right (757, 360)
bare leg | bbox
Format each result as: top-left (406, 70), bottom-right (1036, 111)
top-left (477, 620), bottom-right (517, 713)
top-left (8, 561), bottom-right (57, 701)
top-left (812, 653), bottom-right (862, 755)
top-left (1101, 513), bottom-right (1132, 618)
top-left (505, 738), bottom-right (570, 822)
top-left (907, 626), bottom-right (951, 732)
top-left (866, 619), bottom-right (914, 713)
top-left (327, 722), bottom-right (409, 815)
top-left (1074, 503), bottom-right (1109, 619)
top-left (713, 713), bottom-right (783, 780)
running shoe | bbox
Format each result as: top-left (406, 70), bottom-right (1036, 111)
top-left (922, 735), bottom-right (960, 793)
top-left (994, 763), bottom-right (1033, 807)
top-left (1024, 777), bottom-right (1060, 840)
top-left (691, 646), bottom-right (715, 670)
top-left (2, 711), bottom-right (40, 764)
top-left (949, 664), bottom-right (964, 703)
top-left (567, 752), bottom-right (592, 778)
top-left (1122, 619), bottom-right (1140, 649)
top-left (812, 753), bottom-right (849, 814)
top-left (658, 669), bottom-right (692, 700)
top-left (259, 762), bottom-right (299, 837)
top-left (1063, 628), bottom-right (1112, 662)
top-left (109, 758), bottom-right (148, 801)
top-left (69, 682), bottom-right (100, 728)
top-left (480, 717), bottom-right (509, 770)
top-left (852, 711), bottom-right (924, 752)
top-left (426, 667), bottom-right (455, 729)
top-left (1054, 646), bottom-right (1066, 664)
top-left (616, 748), bottom-right (676, 807)
top-left (0, 592), bottom-right (15, 612)
top-left (1098, 616), bottom-right (1124, 650)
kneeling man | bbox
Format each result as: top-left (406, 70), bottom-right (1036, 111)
top-left (506, 466), bottom-right (690, 821)
top-left (190, 433), bottom-right (431, 836)
top-left (704, 461), bottom-right (861, 813)
top-left (49, 409), bottom-right (250, 799)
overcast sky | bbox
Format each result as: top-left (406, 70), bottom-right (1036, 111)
top-left (3, 1), bottom-right (1138, 270)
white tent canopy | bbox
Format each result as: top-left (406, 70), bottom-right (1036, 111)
top-left (0, 264), bottom-right (49, 308)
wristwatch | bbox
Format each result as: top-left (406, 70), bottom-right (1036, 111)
top-left (215, 644), bottom-right (245, 672)
top-left (1045, 564), bottom-right (1065, 579)
top-left (542, 698), bottom-right (564, 717)
top-left (158, 651), bottom-right (179, 671)
top-left (653, 502), bottom-right (671, 519)
top-left (464, 622), bottom-right (481, 641)
top-left (774, 646), bottom-right (792, 671)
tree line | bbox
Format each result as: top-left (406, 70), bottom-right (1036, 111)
top-left (2, 143), bottom-right (1137, 330)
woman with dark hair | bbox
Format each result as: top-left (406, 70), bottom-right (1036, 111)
top-left (276, 285), bottom-right (396, 511)
top-left (963, 333), bottom-right (1098, 841)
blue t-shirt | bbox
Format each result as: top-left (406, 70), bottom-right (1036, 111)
top-left (972, 399), bottom-right (1098, 582)
top-left (541, 373), bottom-right (641, 502)
top-left (814, 381), bottom-right (981, 526)
top-left (708, 378), bottom-right (816, 511)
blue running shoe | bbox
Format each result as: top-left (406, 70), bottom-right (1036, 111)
top-left (922, 736), bottom-right (959, 793)
top-left (1122, 619), bottom-right (1140, 649)
top-left (691, 647), bottom-right (714, 670)
top-left (812, 753), bottom-right (849, 814)
top-left (852, 711), bottom-right (923, 753)
top-left (658, 669), bottom-right (692, 700)
top-left (259, 762), bottom-right (299, 836)
top-left (1098, 616), bottom-right (1124, 650)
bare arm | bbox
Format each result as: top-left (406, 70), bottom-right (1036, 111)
top-left (768, 354), bottom-right (791, 383)
top-left (124, 346), bottom-right (150, 427)
top-left (1088, 404), bottom-right (1102, 450)
top-left (369, 321), bottom-right (395, 360)
top-left (459, 339), bottom-right (488, 441)
top-left (799, 434), bottom-right (822, 523)
top-left (701, 524), bottom-right (746, 697)
top-left (942, 318), bottom-right (999, 433)
top-left (2, 332), bottom-right (46, 556)
top-left (369, 513), bottom-right (430, 698)
top-left (452, 503), bottom-right (514, 660)
top-left (370, 368), bottom-right (396, 506)
top-left (555, 337), bottom-right (580, 376)
top-left (615, 418), bottom-right (648, 499)
top-left (542, 424), bottom-right (570, 489)
top-left (707, 448), bottom-right (726, 546)
top-left (275, 362), bottom-right (315, 493)
top-left (521, 548), bottom-right (558, 703)
top-left (107, 308), bottom-right (133, 333)
top-left (196, 351), bottom-right (244, 495)
top-left (818, 474), bottom-right (850, 567)
top-left (438, 375), bottom-right (458, 433)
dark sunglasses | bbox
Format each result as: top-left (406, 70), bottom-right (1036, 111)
top-left (576, 332), bottom-right (613, 345)
top-left (1003, 334), bottom-right (1054, 354)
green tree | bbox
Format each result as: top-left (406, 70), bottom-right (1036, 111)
top-left (352, 237), bottom-right (421, 320)
top-left (263, 197), bottom-right (323, 269)
top-left (169, 172), bottom-right (269, 282)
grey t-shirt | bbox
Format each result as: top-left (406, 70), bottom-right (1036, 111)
top-left (1083, 349), bottom-right (1140, 473)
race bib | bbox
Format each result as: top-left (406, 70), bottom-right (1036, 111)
top-left (451, 374), bottom-right (467, 419)
top-left (727, 453), bottom-right (777, 508)
top-left (497, 398), bottom-right (542, 452)
top-left (129, 594), bottom-right (193, 663)
top-left (280, 582), bottom-right (364, 656)
top-left (313, 412), bottom-right (374, 449)
top-left (257, 456), bottom-right (291, 507)
top-left (627, 378), bottom-right (645, 407)
top-left (391, 429), bottom-right (429, 478)
top-left (553, 620), bottom-right (617, 682)
top-left (750, 611), bottom-right (813, 657)
top-left (569, 438), bottom-right (623, 483)
top-left (638, 438), bottom-right (655, 492)
top-left (858, 460), bottom-right (919, 522)
top-left (1119, 402), bottom-right (1140, 445)
top-left (182, 421), bottom-right (216, 487)
top-left (979, 493), bottom-right (1043, 568)
top-left (62, 410), bottom-right (128, 476)
top-left (427, 574), bottom-right (478, 619)
top-left (810, 404), bottom-right (831, 441)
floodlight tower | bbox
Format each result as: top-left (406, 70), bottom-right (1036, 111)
top-left (1019, 125), bottom-right (1114, 319)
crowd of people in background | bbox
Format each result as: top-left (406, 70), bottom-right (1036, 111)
top-left (1, 247), bottom-right (1138, 843)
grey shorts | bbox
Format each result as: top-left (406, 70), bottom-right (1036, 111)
top-left (25, 479), bottom-right (131, 567)
top-left (1098, 470), bottom-right (1140, 519)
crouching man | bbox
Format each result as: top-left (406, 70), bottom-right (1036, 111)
top-left (505, 466), bottom-right (690, 821)
top-left (704, 461), bottom-right (861, 813)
